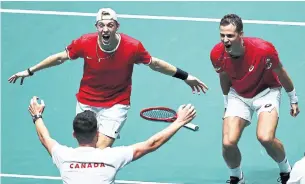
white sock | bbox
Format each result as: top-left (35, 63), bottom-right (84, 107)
top-left (278, 157), bottom-right (292, 173)
top-left (230, 166), bottom-right (243, 179)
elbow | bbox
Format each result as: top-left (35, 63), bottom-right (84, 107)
top-left (132, 139), bottom-right (159, 161)
top-left (48, 54), bottom-right (62, 65)
top-left (149, 58), bottom-right (162, 71)
top-left (54, 52), bottom-right (68, 64)
top-left (149, 64), bottom-right (159, 71)
top-left (55, 56), bottom-right (65, 64)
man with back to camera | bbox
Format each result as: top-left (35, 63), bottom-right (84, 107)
top-left (209, 14), bottom-right (300, 184)
top-left (28, 96), bottom-right (197, 184)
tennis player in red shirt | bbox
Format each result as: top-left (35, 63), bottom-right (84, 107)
top-left (210, 14), bottom-right (300, 184)
top-left (9, 8), bottom-right (208, 149)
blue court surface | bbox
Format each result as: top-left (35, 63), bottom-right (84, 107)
top-left (1, 1), bottom-right (305, 184)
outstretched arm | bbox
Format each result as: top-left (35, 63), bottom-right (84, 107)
top-left (8, 51), bottom-right (69, 85)
top-left (148, 57), bottom-right (208, 94)
top-left (30, 51), bottom-right (69, 73)
top-left (148, 57), bottom-right (177, 76)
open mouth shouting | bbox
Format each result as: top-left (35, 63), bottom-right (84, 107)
top-left (101, 34), bottom-right (111, 45)
top-left (224, 43), bottom-right (232, 52)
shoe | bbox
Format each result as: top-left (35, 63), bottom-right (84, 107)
top-left (226, 174), bottom-right (245, 184)
top-left (277, 172), bottom-right (290, 184)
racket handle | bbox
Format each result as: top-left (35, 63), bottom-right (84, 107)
top-left (184, 123), bottom-right (199, 131)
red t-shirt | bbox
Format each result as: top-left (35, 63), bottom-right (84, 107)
top-left (66, 33), bottom-right (152, 107)
top-left (210, 37), bottom-right (282, 98)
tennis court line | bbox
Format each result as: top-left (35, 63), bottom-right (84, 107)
top-left (1, 8), bottom-right (305, 26)
top-left (0, 173), bottom-right (180, 184)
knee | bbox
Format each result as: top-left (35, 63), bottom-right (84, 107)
top-left (222, 117), bottom-right (246, 151)
top-left (223, 136), bottom-right (239, 150)
top-left (257, 133), bottom-right (274, 146)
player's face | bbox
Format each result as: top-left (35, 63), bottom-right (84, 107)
top-left (96, 19), bottom-right (119, 45)
top-left (220, 24), bottom-right (243, 54)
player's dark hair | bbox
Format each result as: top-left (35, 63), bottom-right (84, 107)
top-left (73, 110), bottom-right (98, 144)
top-left (220, 14), bottom-right (243, 33)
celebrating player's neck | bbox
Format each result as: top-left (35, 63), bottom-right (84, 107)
top-left (98, 33), bottom-right (120, 52)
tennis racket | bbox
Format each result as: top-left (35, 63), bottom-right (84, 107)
top-left (140, 107), bottom-right (199, 131)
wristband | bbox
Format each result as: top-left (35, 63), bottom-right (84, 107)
top-left (287, 88), bottom-right (298, 104)
top-left (27, 68), bottom-right (34, 76)
top-left (32, 114), bottom-right (42, 124)
top-left (173, 68), bottom-right (188, 80)
top-left (224, 95), bottom-right (228, 108)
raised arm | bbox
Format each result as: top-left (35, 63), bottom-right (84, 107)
top-left (28, 96), bottom-right (58, 156)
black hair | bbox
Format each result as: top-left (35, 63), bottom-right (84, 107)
top-left (73, 110), bottom-right (98, 144)
top-left (220, 14), bottom-right (243, 33)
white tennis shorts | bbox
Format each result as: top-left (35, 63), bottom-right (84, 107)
top-left (76, 101), bottom-right (130, 139)
top-left (224, 87), bottom-right (282, 123)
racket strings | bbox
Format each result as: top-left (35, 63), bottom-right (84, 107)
top-left (143, 109), bottom-right (175, 119)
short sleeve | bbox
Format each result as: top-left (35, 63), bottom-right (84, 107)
top-left (65, 36), bottom-right (84, 60)
top-left (51, 143), bottom-right (69, 169)
top-left (134, 42), bottom-right (152, 65)
top-left (210, 48), bottom-right (224, 73)
top-left (263, 43), bottom-right (281, 70)
top-left (105, 146), bottom-right (134, 170)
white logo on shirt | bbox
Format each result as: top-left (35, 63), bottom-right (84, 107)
top-left (214, 67), bottom-right (221, 72)
top-left (69, 163), bottom-right (105, 169)
top-left (265, 58), bottom-right (272, 69)
top-left (249, 65), bottom-right (254, 72)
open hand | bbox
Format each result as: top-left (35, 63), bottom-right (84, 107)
top-left (184, 75), bottom-right (208, 94)
top-left (175, 104), bottom-right (196, 125)
top-left (28, 96), bottom-right (45, 116)
top-left (8, 70), bottom-right (31, 85)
